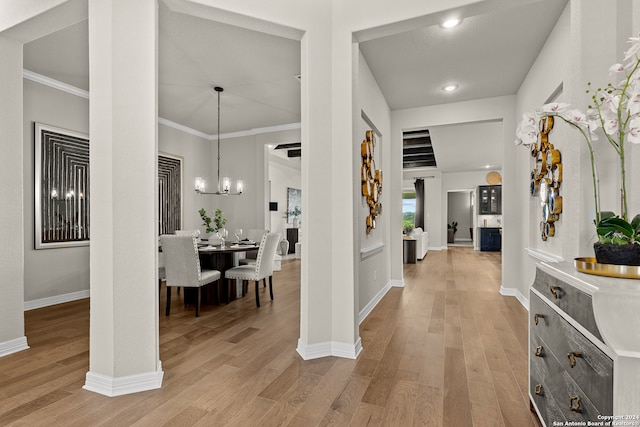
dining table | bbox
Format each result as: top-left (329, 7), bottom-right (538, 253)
top-left (184, 240), bottom-right (259, 305)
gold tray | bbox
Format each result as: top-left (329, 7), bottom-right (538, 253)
top-left (574, 257), bottom-right (640, 280)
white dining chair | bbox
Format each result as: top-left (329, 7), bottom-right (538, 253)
top-left (160, 234), bottom-right (221, 317)
top-left (224, 232), bottom-right (280, 307)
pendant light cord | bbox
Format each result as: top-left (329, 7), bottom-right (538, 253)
top-left (215, 86), bottom-right (223, 193)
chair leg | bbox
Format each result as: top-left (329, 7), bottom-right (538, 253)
top-left (269, 275), bottom-right (274, 300)
top-left (255, 281), bottom-right (260, 307)
top-left (263, 278), bottom-right (267, 288)
top-left (196, 287), bottom-right (201, 317)
top-left (165, 286), bottom-right (171, 316)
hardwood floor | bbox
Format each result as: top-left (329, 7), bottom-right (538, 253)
top-left (0, 247), bottom-right (540, 426)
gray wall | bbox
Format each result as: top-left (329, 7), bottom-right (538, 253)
top-left (23, 79), bottom-right (90, 302)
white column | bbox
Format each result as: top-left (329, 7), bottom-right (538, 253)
top-left (297, 14), bottom-right (360, 360)
top-left (0, 36), bottom-right (28, 358)
top-left (84, 0), bottom-right (162, 396)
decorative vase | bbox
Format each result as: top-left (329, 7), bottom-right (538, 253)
top-left (593, 242), bottom-right (640, 266)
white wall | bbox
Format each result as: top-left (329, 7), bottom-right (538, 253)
top-left (356, 50), bottom-right (391, 316)
top-left (23, 79), bottom-right (90, 302)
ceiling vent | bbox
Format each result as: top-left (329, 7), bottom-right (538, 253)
top-left (403, 129), bottom-right (436, 169)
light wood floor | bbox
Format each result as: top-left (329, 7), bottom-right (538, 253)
top-left (0, 247), bottom-right (540, 426)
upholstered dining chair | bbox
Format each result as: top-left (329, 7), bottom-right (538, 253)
top-left (238, 229), bottom-right (267, 266)
top-left (159, 234), bottom-right (221, 317)
top-left (225, 232), bottom-right (280, 307)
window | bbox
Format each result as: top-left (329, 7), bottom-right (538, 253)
top-left (402, 191), bottom-right (416, 232)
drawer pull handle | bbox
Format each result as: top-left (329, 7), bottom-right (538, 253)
top-left (535, 346), bottom-right (544, 357)
top-left (549, 285), bottom-right (561, 299)
top-left (534, 314), bottom-right (544, 325)
top-left (567, 351), bottom-right (583, 368)
top-left (534, 384), bottom-right (543, 396)
top-left (569, 395), bottom-right (581, 412)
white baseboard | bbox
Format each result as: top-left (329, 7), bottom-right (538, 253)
top-left (499, 286), bottom-right (529, 311)
top-left (83, 362), bottom-right (164, 397)
top-left (390, 279), bottom-right (404, 288)
top-left (0, 336), bottom-right (29, 358)
top-left (25, 289), bottom-right (90, 311)
top-left (428, 246), bottom-right (444, 251)
top-left (296, 337), bottom-right (362, 360)
top-left (359, 281), bottom-right (391, 324)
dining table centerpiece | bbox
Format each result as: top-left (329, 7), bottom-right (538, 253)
top-left (199, 208), bottom-right (227, 245)
top-left (515, 31), bottom-right (640, 266)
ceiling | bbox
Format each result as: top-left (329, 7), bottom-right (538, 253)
top-left (22, 0), bottom-right (567, 173)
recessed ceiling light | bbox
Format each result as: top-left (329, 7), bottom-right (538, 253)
top-left (484, 165), bottom-right (491, 169)
top-left (442, 84), bottom-right (459, 92)
top-left (441, 18), bottom-right (462, 29)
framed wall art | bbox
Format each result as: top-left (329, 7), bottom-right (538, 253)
top-left (34, 122), bottom-right (90, 249)
top-left (158, 153), bottom-right (183, 235)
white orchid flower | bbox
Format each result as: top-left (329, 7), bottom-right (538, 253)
top-left (624, 33), bottom-right (640, 61)
top-left (627, 89), bottom-right (640, 116)
top-left (601, 92), bottom-right (621, 114)
top-left (603, 118), bottom-right (619, 135)
top-left (516, 124), bottom-right (538, 146)
top-left (628, 117), bottom-right (640, 144)
top-left (609, 63), bottom-right (625, 75)
top-left (566, 109), bottom-right (587, 124)
top-left (541, 102), bottom-right (570, 113)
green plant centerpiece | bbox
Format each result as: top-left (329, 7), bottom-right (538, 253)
top-left (199, 208), bottom-right (227, 234)
top-left (515, 32), bottom-right (640, 265)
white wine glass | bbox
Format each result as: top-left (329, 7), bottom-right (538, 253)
top-left (217, 228), bottom-right (228, 248)
top-left (234, 228), bottom-right (243, 242)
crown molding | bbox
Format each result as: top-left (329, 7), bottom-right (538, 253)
top-left (23, 69), bottom-right (89, 99)
top-left (157, 117), bottom-right (211, 140)
top-left (23, 69), bottom-right (301, 141)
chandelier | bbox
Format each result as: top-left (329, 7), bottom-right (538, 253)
top-left (195, 86), bottom-right (243, 196)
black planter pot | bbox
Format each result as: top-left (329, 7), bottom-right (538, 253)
top-left (593, 242), bottom-right (640, 266)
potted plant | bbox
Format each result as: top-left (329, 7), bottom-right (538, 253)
top-left (515, 31), bottom-right (640, 265)
top-left (199, 208), bottom-right (227, 235)
top-left (288, 206), bottom-right (301, 228)
top-left (447, 221), bottom-right (458, 244)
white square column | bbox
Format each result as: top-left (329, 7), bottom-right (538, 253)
top-left (0, 36), bottom-right (29, 358)
top-left (297, 15), bottom-right (361, 360)
top-left (84, 0), bottom-right (162, 396)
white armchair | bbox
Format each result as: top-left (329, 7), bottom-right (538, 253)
top-left (410, 227), bottom-right (429, 260)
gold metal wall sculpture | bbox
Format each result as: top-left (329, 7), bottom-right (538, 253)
top-left (361, 130), bottom-right (382, 234)
top-left (530, 116), bottom-right (563, 241)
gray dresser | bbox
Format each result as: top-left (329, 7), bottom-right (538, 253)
top-left (529, 262), bottom-right (640, 427)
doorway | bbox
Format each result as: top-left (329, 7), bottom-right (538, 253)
top-left (447, 190), bottom-right (474, 247)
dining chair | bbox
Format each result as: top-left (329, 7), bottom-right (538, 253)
top-left (238, 229), bottom-right (267, 266)
top-left (159, 234), bottom-right (221, 317)
top-left (225, 232), bottom-right (280, 307)
top-left (158, 252), bottom-right (166, 290)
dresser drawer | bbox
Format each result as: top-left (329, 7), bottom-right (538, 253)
top-left (530, 333), bottom-right (569, 424)
top-left (530, 293), bottom-right (613, 415)
top-left (531, 331), bottom-right (602, 425)
top-left (532, 268), bottom-right (603, 342)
